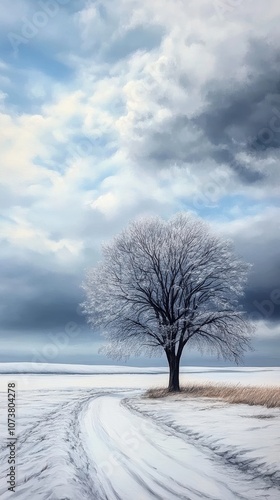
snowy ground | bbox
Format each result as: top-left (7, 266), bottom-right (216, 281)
top-left (0, 366), bottom-right (279, 499)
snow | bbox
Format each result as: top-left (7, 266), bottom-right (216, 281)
top-left (127, 397), bottom-right (280, 492)
top-left (0, 362), bottom-right (170, 374)
top-left (0, 365), bottom-right (279, 499)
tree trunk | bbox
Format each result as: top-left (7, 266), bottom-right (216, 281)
top-left (167, 352), bottom-right (181, 392)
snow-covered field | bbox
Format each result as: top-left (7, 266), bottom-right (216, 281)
top-left (0, 365), bottom-right (279, 499)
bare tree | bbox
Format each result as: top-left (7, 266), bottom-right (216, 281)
top-left (82, 213), bottom-right (253, 392)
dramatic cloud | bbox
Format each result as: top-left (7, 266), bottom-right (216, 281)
top-left (0, 0), bottom-right (279, 364)
top-left (214, 207), bottom-right (280, 323)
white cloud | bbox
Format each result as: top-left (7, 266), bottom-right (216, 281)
top-left (0, 0), bottom-right (279, 363)
top-left (1, 210), bottom-right (83, 259)
top-left (213, 207), bottom-right (280, 239)
top-left (254, 320), bottom-right (280, 340)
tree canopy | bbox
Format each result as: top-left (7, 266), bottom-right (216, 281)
top-left (82, 213), bottom-right (253, 391)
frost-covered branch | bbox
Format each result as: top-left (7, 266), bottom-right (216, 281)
top-left (81, 213), bottom-right (253, 367)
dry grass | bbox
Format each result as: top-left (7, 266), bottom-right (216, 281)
top-left (144, 383), bottom-right (280, 408)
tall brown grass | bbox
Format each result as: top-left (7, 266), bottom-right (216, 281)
top-left (145, 383), bottom-right (280, 408)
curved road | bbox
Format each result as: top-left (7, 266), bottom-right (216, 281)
top-left (80, 393), bottom-right (276, 500)
top-left (0, 389), bottom-right (278, 499)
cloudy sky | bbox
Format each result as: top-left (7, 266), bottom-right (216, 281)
top-left (0, 0), bottom-right (279, 366)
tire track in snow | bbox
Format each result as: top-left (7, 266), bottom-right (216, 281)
top-left (80, 394), bottom-right (276, 500)
top-left (0, 388), bottom-right (279, 499)
top-left (124, 397), bottom-right (280, 492)
top-left (0, 389), bottom-right (106, 499)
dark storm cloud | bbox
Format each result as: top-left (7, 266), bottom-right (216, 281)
top-left (211, 149), bottom-right (263, 183)
top-left (0, 257), bottom-right (84, 331)
top-left (126, 36), bottom-right (280, 191)
top-left (196, 41), bottom-right (280, 158)
top-left (0, 200), bottom-right (174, 338)
top-left (224, 210), bottom-right (280, 325)
top-left (243, 288), bottom-right (280, 324)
